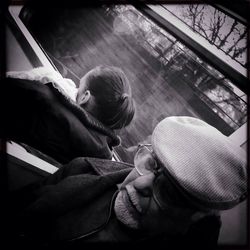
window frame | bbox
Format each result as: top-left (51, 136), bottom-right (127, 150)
top-left (135, 4), bottom-right (249, 94)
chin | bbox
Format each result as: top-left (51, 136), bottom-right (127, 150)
top-left (114, 190), bottom-right (139, 229)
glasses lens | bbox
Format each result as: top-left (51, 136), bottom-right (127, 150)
top-left (134, 144), bottom-right (157, 176)
top-left (135, 164), bottom-right (152, 176)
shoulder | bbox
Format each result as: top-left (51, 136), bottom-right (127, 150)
top-left (43, 157), bottom-right (133, 186)
top-left (77, 157), bottom-right (134, 176)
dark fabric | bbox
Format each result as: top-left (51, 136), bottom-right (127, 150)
top-left (0, 77), bottom-right (120, 163)
top-left (8, 158), bottom-right (221, 247)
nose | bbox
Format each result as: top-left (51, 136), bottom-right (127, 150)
top-left (133, 172), bottom-right (155, 197)
top-left (119, 168), bottom-right (139, 189)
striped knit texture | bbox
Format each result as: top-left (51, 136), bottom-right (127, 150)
top-left (152, 116), bottom-right (247, 210)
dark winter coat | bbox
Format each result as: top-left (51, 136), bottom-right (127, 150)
top-left (0, 77), bottom-right (120, 163)
top-left (9, 157), bottom-right (221, 247)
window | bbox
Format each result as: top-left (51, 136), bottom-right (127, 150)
top-left (6, 10), bottom-right (43, 71)
top-left (18, 4), bottom-right (248, 163)
top-left (161, 4), bottom-right (247, 69)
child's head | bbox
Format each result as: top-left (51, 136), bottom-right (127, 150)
top-left (76, 65), bottom-right (135, 129)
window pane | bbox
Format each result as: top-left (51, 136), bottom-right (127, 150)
top-left (162, 4), bottom-right (247, 68)
top-left (20, 4), bottom-right (247, 163)
top-left (6, 15), bottom-right (43, 71)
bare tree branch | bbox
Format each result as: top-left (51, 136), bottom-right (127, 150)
top-left (226, 28), bottom-right (247, 55)
top-left (181, 4), bottom-right (246, 65)
top-left (209, 10), bottom-right (227, 44)
top-left (218, 19), bottom-right (237, 48)
top-left (232, 46), bottom-right (247, 59)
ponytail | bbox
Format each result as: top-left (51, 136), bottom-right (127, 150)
top-left (108, 93), bottom-right (135, 129)
top-left (78, 65), bottom-right (135, 129)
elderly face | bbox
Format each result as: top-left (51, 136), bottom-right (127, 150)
top-left (114, 145), bottom-right (195, 234)
top-left (114, 146), bottom-right (168, 232)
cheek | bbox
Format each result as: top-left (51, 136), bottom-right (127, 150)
top-left (139, 210), bottom-right (163, 232)
top-left (138, 200), bottom-right (162, 230)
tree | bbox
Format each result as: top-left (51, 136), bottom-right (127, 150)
top-left (178, 4), bottom-right (247, 67)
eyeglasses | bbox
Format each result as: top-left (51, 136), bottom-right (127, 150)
top-left (134, 144), bottom-right (161, 176)
top-left (134, 144), bottom-right (167, 211)
top-left (134, 144), bottom-right (190, 213)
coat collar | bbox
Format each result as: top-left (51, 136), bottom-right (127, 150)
top-left (47, 82), bottom-right (121, 147)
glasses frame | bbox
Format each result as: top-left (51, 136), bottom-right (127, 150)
top-left (134, 144), bottom-right (197, 213)
top-left (134, 143), bottom-right (169, 211)
top-left (134, 144), bottom-right (155, 176)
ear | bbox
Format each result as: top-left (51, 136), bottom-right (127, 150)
top-left (79, 90), bottom-right (91, 106)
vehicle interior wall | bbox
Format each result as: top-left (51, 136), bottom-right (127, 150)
top-left (6, 22), bottom-right (33, 72)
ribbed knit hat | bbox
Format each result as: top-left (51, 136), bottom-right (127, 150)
top-left (152, 116), bottom-right (247, 211)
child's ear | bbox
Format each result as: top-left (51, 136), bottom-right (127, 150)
top-left (79, 90), bottom-right (91, 106)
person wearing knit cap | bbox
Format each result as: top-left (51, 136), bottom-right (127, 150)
top-left (115, 116), bottom-right (247, 232)
top-left (8, 116), bottom-right (247, 247)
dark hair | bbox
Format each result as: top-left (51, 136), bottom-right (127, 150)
top-left (77, 65), bottom-right (135, 129)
